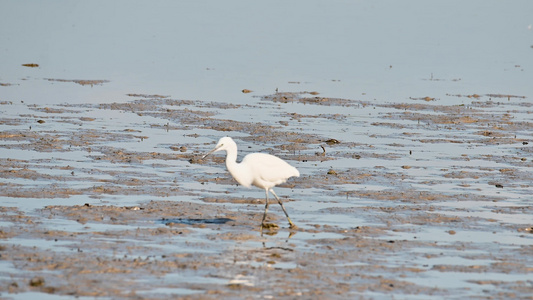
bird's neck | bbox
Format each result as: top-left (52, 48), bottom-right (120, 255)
top-left (224, 149), bottom-right (238, 170)
top-left (224, 149), bottom-right (253, 188)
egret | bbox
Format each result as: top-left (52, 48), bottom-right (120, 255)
top-left (203, 137), bottom-right (299, 229)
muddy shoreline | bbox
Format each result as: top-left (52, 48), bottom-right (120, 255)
top-left (1, 92), bottom-right (532, 299)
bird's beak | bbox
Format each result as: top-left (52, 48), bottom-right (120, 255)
top-left (202, 145), bottom-right (221, 159)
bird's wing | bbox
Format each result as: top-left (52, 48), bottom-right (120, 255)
top-left (243, 153), bottom-right (299, 183)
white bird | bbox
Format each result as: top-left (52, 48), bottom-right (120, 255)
top-left (203, 137), bottom-right (299, 229)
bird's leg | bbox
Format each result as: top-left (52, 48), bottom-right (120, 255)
top-left (269, 189), bottom-right (297, 229)
top-left (261, 189), bottom-right (270, 228)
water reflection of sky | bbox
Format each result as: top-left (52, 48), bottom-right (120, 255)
top-left (1, 0), bottom-right (531, 104)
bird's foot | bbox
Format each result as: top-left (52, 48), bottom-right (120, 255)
top-left (286, 217), bottom-right (298, 230)
top-left (261, 222), bottom-right (279, 230)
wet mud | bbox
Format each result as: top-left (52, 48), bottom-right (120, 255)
top-left (0, 92), bottom-right (532, 299)
top-left (44, 79), bottom-right (110, 87)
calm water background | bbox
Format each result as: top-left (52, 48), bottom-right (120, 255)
top-left (1, 0), bottom-right (532, 105)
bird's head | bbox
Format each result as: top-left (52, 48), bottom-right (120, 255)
top-left (202, 136), bottom-right (235, 158)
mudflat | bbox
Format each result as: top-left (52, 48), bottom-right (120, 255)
top-left (0, 92), bottom-right (532, 299)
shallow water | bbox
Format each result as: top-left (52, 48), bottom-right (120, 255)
top-left (1, 0), bottom-right (533, 299)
